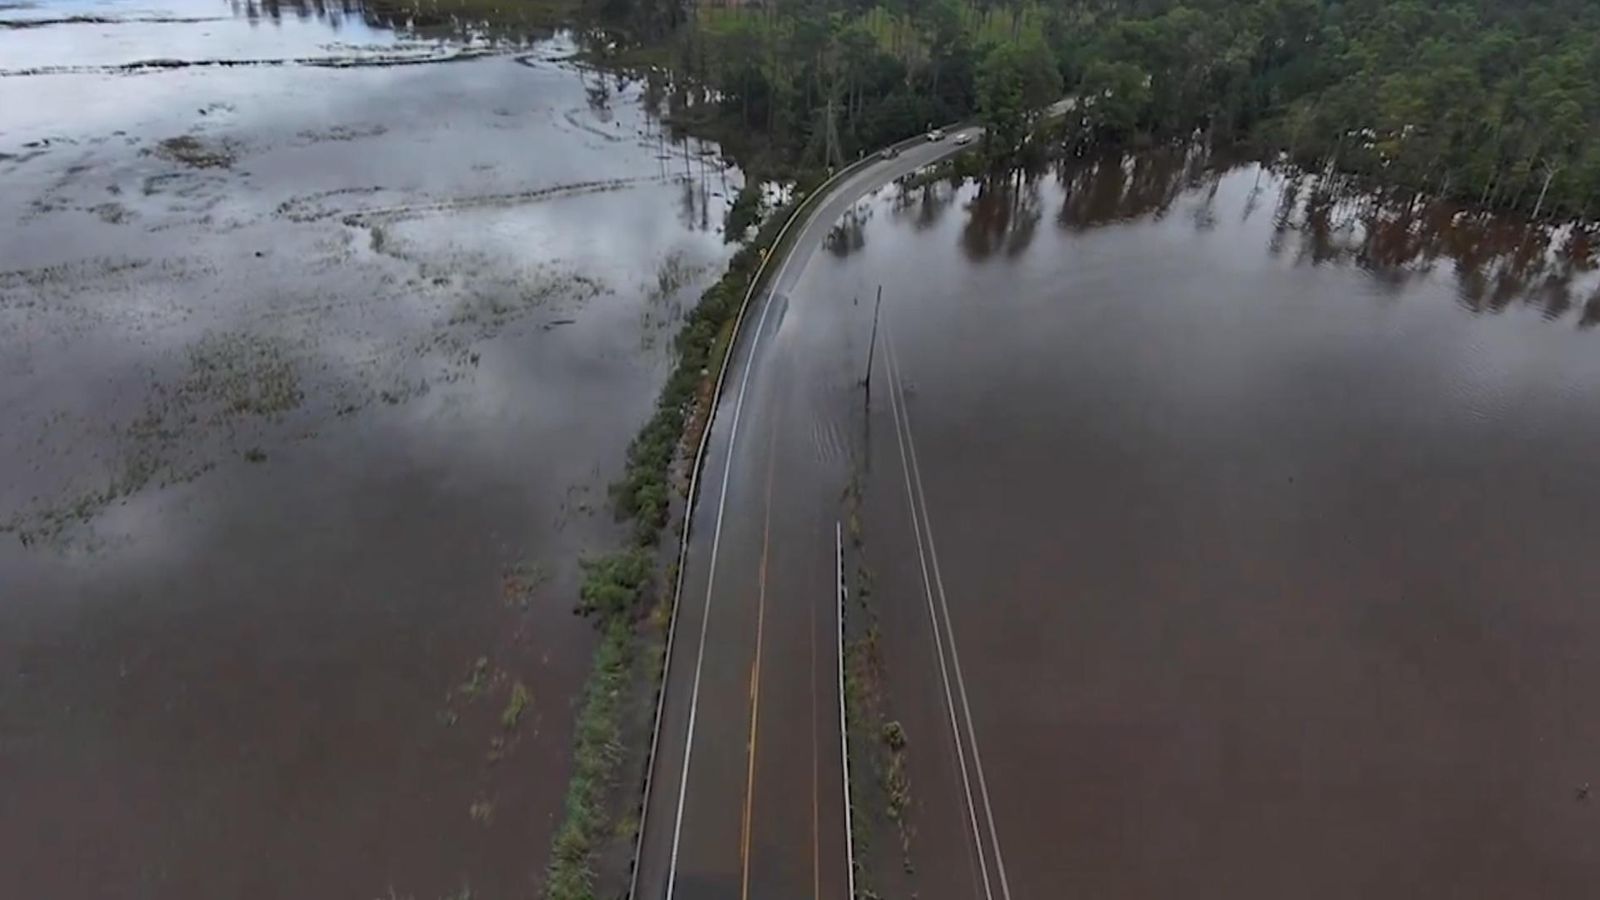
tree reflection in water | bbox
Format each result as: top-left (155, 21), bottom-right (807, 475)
top-left (939, 143), bottom-right (1600, 328)
top-left (825, 203), bottom-right (872, 258)
top-left (890, 178), bottom-right (959, 232)
top-left (960, 171), bottom-right (1043, 262)
top-left (238, 0), bottom-right (562, 43)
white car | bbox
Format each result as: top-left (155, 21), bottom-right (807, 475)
top-left (926, 129), bottom-right (945, 141)
top-left (954, 132), bottom-right (973, 145)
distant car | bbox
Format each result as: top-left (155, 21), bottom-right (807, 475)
top-left (954, 132), bottom-right (973, 145)
top-left (880, 146), bottom-right (899, 160)
top-left (926, 128), bottom-right (945, 141)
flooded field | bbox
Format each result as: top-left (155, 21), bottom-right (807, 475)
top-left (0, 3), bottom-right (737, 897)
top-left (817, 151), bottom-right (1600, 897)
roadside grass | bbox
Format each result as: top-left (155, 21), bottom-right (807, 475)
top-left (576, 550), bottom-right (653, 617)
top-left (842, 472), bottom-right (917, 890)
top-left (545, 613), bottom-right (635, 900)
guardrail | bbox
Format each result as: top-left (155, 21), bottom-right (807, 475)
top-left (625, 122), bottom-right (973, 900)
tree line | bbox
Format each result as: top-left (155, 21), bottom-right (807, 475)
top-left (587, 0), bottom-right (1600, 219)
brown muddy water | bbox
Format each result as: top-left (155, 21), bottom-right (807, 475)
top-left (813, 150), bottom-right (1600, 898)
top-left (1, 3), bottom-right (738, 897)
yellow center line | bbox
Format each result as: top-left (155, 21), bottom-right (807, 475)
top-left (739, 415), bottom-right (781, 900)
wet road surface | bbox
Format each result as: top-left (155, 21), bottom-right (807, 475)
top-left (631, 129), bottom-right (983, 900)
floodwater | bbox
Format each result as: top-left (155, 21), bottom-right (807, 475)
top-left (0, 3), bottom-right (737, 897)
top-left (815, 150), bottom-right (1600, 897)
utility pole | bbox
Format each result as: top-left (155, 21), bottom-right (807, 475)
top-left (824, 91), bottom-right (845, 172)
top-left (863, 284), bottom-right (882, 401)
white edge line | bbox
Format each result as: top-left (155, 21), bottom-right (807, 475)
top-left (887, 327), bottom-right (1014, 900)
top-left (837, 521), bottom-right (857, 899)
top-left (882, 322), bottom-right (996, 900)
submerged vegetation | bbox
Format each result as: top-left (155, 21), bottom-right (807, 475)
top-left (154, 134), bottom-right (236, 169)
top-left (501, 681), bottom-right (533, 731)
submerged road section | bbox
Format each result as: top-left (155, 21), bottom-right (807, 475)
top-left (632, 129), bottom-right (982, 900)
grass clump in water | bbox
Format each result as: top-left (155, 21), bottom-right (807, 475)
top-left (155, 134), bottom-right (235, 168)
top-left (183, 331), bottom-right (304, 419)
top-left (501, 681), bottom-right (532, 731)
top-left (457, 656), bottom-right (490, 699)
top-left (468, 799), bottom-right (494, 825)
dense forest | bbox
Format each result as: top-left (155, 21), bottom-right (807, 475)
top-left (589, 0), bottom-right (1600, 219)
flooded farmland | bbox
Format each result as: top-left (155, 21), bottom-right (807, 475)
top-left (817, 151), bottom-right (1600, 898)
top-left (0, 3), bottom-right (737, 897)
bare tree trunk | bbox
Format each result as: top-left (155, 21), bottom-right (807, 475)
top-left (1532, 163), bottom-right (1558, 220)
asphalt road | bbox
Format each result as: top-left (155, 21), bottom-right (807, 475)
top-left (632, 127), bottom-right (983, 900)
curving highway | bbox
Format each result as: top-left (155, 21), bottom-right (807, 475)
top-left (631, 126), bottom-right (983, 900)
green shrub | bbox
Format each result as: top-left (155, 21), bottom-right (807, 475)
top-left (723, 183), bottom-right (764, 241)
top-left (577, 551), bottom-right (653, 618)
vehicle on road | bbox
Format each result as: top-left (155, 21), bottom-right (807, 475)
top-left (880, 146), bottom-right (898, 160)
top-left (926, 128), bottom-right (945, 141)
top-left (954, 132), bottom-right (973, 145)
